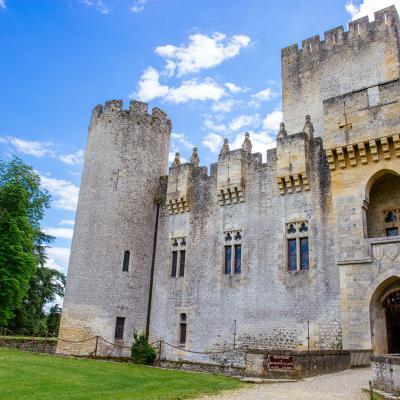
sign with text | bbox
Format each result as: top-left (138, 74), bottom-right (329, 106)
top-left (269, 355), bottom-right (294, 370)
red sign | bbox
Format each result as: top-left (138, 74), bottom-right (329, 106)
top-left (269, 355), bottom-right (294, 370)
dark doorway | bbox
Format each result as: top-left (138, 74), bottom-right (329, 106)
top-left (385, 290), bottom-right (400, 354)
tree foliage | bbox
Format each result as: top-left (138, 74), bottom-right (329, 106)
top-left (0, 157), bottom-right (54, 327)
top-left (131, 333), bottom-right (157, 365)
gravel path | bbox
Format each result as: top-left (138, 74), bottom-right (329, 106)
top-left (200, 368), bottom-right (371, 400)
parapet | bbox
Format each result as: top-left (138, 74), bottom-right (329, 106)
top-left (282, 5), bottom-right (399, 59)
top-left (90, 99), bottom-right (171, 129)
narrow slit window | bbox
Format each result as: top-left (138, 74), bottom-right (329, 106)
top-left (234, 245), bottom-right (241, 274)
top-left (179, 313), bottom-right (187, 345)
top-left (300, 238), bottom-right (309, 270)
top-left (224, 246), bottom-right (232, 274)
top-left (122, 250), bottom-right (130, 272)
top-left (179, 250), bottom-right (186, 277)
top-left (171, 251), bottom-right (178, 277)
top-left (114, 317), bottom-right (125, 340)
top-left (288, 239), bottom-right (297, 271)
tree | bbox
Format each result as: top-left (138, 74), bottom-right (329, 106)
top-left (46, 304), bottom-right (62, 337)
top-left (131, 333), bottom-right (157, 365)
top-left (0, 157), bottom-right (51, 326)
top-left (7, 266), bottom-right (65, 336)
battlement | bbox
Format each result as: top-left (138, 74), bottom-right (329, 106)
top-left (91, 99), bottom-right (171, 126)
top-left (282, 6), bottom-right (399, 58)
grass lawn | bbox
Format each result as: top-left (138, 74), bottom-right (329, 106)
top-left (0, 348), bottom-right (243, 400)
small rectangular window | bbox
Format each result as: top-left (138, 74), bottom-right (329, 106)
top-left (300, 238), bottom-right (309, 270)
top-left (387, 227), bottom-right (399, 237)
top-left (171, 251), bottom-right (178, 277)
top-left (114, 317), bottom-right (125, 340)
top-left (224, 246), bottom-right (232, 274)
top-left (179, 250), bottom-right (186, 277)
top-left (179, 323), bottom-right (187, 345)
top-left (234, 245), bottom-right (241, 274)
top-left (122, 251), bottom-right (130, 272)
top-left (288, 239), bottom-right (297, 271)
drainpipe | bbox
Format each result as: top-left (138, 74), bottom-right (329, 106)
top-left (145, 200), bottom-right (161, 340)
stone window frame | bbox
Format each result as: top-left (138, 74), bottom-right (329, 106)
top-left (383, 209), bottom-right (400, 237)
top-left (285, 221), bottom-right (309, 272)
top-left (223, 229), bottom-right (242, 275)
top-left (171, 236), bottom-right (187, 278)
top-left (178, 313), bottom-right (187, 347)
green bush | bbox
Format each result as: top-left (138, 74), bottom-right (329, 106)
top-left (130, 333), bottom-right (157, 365)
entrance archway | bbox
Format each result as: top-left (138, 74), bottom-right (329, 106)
top-left (370, 276), bottom-right (400, 354)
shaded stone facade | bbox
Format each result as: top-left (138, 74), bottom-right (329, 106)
top-left (59, 6), bottom-right (400, 368)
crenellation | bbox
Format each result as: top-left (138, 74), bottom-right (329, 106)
top-left (129, 99), bottom-right (148, 114)
top-left (323, 26), bottom-right (345, 46)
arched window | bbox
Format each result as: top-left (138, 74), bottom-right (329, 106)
top-left (179, 313), bottom-right (187, 345)
top-left (366, 173), bottom-right (400, 238)
top-left (122, 250), bottom-right (130, 272)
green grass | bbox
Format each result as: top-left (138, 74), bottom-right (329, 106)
top-left (1, 335), bottom-right (57, 342)
top-left (0, 348), bottom-right (243, 400)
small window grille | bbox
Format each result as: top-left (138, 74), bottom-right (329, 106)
top-left (288, 239), bottom-right (297, 271)
top-left (122, 251), bottom-right (130, 272)
top-left (171, 251), bottom-right (178, 277)
top-left (224, 230), bottom-right (242, 275)
top-left (224, 246), bottom-right (232, 274)
top-left (171, 237), bottom-right (187, 278)
top-left (234, 245), bottom-right (241, 274)
top-left (300, 238), bottom-right (309, 270)
top-left (179, 250), bottom-right (186, 277)
top-left (386, 227), bottom-right (399, 237)
top-left (383, 209), bottom-right (400, 237)
top-left (114, 317), bottom-right (125, 340)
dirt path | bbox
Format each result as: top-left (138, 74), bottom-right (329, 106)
top-left (199, 368), bottom-right (371, 400)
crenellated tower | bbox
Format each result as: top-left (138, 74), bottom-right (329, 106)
top-left (282, 5), bottom-right (400, 137)
top-left (58, 100), bottom-right (171, 354)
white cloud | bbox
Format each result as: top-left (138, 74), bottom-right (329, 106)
top-left (135, 67), bottom-right (169, 102)
top-left (58, 149), bottom-right (84, 166)
top-left (40, 175), bottom-right (79, 211)
top-left (130, 0), bottom-right (147, 13)
top-left (203, 118), bottom-right (227, 133)
top-left (1, 136), bottom-right (84, 166)
top-left (60, 219), bottom-right (75, 226)
top-left (155, 32), bottom-right (251, 76)
top-left (81, 0), bottom-right (110, 14)
top-left (44, 227), bottom-right (74, 239)
top-left (7, 137), bottom-right (55, 158)
top-left (45, 247), bottom-right (70, 274)
top-left (135, 68), bottom-right (226, 103)
top-left (225, 82), bottom-right (246, 94)
top-left (229, 114), bottom-right (260, 132)
top-left (171, 132), bottom-right (194, 149)
top-left (345, 0), bottom-right (399, 20)
top-left (250, 87), bottom-right (278, 107)
top-left (263, 109), bottom-right (282, 132)
top-left (202, 133), bottom-right (223, 153)
top-left (0, 1), bottom-right (6, 9)
top-left (211, 99), bottom-right (237, 113)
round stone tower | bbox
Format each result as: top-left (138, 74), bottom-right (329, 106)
top-left (58, 100), bottom-right (171, 354)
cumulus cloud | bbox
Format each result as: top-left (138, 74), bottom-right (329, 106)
top-left (229, 114), bottom-right (260, 132)
top-left (171, 132), bottom-right (194, 149)
top-left (203, 118), bottom-right (227, 133)
top-left (345, 0), bottom-right (399, 20)
top-left (211, 99), bottom-right (237, 113)
top-left (202, 133), bottom-right (224, 153)
top-left (0, 136), bottom-right (84, 166)
top-left (225, 82), bottom-right (247, 94)
top-left (250, 87), bottom-right (278, 107)
top-left (263, 109), bottom-right (282, 132)
top-left (40, 175), bottom-right (79, 211)
top-left (130, 0), bottom-right (147, 13)
top-left (44, 227), bottom-right (74, 239)
top-left (58, 150), bottom-right (84, 166)
top-left (155, 33), bottom-right (250, 76)
top-left (45, 247), bottom-right (70, 274)
top-left (135, 67), bottom-right (225, 103)
top-left (0, 1), bottom-right (6, 9)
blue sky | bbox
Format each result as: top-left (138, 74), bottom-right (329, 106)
top-left (0, 0), bottom-right (396, 275)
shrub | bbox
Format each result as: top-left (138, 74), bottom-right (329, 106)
top-left (131, 333), bottom-right (157, 365)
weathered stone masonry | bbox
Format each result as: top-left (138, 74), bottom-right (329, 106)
top-left (59, 6), bottom-right (400, 367)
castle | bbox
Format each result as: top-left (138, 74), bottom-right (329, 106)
top-left (58, 6), bottom-right (400, 367)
